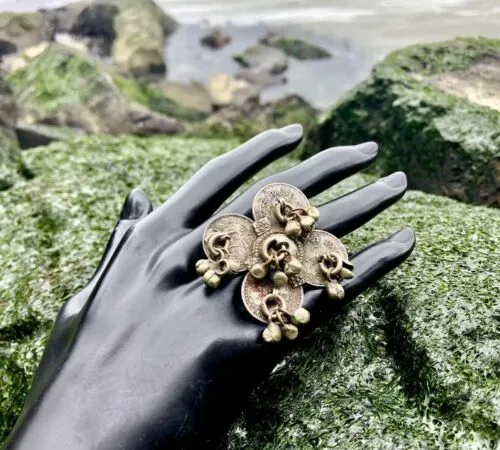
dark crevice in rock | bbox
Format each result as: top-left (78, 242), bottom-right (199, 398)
top-left (0, 315), bottom-right (45, 342)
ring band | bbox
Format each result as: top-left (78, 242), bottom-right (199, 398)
top-left (196, 183), bottom-right (353, 343)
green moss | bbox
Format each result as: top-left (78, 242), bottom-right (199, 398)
top-left (383, 36), bottom-right (500, 75)
top-left (309, 37), bottom-right (500, 206)
top-left (6, 44), bottom-right (116, 115)
top-left (113, 74), bottom-right (207, 122)
top-left (6, 44), bottom-right (204, 128)
top-left (226, 184), bottom-right (500, 449)
top-left (0, 133), bottom-right (498, 447)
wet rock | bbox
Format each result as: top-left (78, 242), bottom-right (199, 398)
top-left (260, 33), bottom-right (332, 60)
top-left (5, 44), bottom-right (186, 137)
top-left (207, 73), bottom-right (259, 107)
top-left (233, 44), bottom-right (288, 75)
top-left (309, 37), bottom-right (500, 207)
top-left (0, 12), bottom-right (55, 57)
top-left (157, 80), bottom-right (212, 115)
top-left (200, 27), bottom-right (231, 50)
top-left (16, 123), bottom-right (86, 149)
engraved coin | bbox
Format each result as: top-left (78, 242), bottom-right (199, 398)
top-left (203, 214), bottom-right (256, 273)
top-left (252, 183), bottom-right (310, 227)
top-left (241, 273), bottom-right (304, 323)
top-left (302, 230), bottom-right (349, 286)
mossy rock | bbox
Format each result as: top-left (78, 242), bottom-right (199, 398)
top-left (308, 37), bottom-right (500, 207)
top-left (5, 44), bottom-right (197, 135)
top-left (0, 134), bottom-right (498, 447)
top-left (260, 33), bottom-right (332, 60)
top-left (190, 95), bottom-right (318, 149)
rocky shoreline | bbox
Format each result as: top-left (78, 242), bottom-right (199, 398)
top-left (0, 2), bottom-right (499, 447)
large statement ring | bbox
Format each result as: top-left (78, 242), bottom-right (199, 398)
top-left (196, 183), bottom-right (353, 343)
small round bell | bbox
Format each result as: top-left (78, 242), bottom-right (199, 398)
top-left (203, 270), bottom-right (221, 288)
top-left (195, 259), bottom-right (211, 276)
top-left (271, 270), bottom-right (288, 287)
top-left (282, 324), bottom-right (299, 340)
top-left (300, 215), bottom-right (315, 232)
top-left (291, 307), bottom-right (310, 325)
top-left (285, 257), bottom-right (302, 276)
top-left (250, 263), bottom-right (267, 280)
top-left (262, 322), bottom-right (282, 343)
top-left (285, 220), bottom-right (302, 238)
top-left (326, 281), bottom-right (345, 300)
top-left (307, 206), bottom-right (320, 222)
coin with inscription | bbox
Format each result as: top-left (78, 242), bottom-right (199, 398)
top-left (252, 183), bottom-right (310, 227)
top-left (302, 230), bottom-right (349, 286)
top-left (241, 273), bottom-right (304, 323)
top-left (203, 214), bottom-right (256, 273)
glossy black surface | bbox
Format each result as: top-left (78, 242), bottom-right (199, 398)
top-left (5, 125), bottom-right (415, 449)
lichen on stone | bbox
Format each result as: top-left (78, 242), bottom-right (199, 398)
top-left (308, 37), bottom-right (500, 207)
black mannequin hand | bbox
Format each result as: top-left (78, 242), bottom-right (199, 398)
top-left (5, 125), bottom-right (415, 450)
top-left (21, 188), bottom-right (153, 406)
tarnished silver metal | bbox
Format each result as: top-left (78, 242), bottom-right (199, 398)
top-left (196, 183), bottom-right (354, 342)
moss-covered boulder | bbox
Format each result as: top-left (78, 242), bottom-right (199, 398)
top-left (0, 12), bottom-right (54, 56)
top-left (310, 37), bottom-right (500, 207)
top-left (5, 44), bottom-right (187, 137)
top-left (0, 133), bottom-right (498, 448)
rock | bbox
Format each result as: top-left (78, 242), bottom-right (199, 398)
top-left (226, 178), bottom-right (500, 448)
top-left (200, 27), bottom-right (231, 50)
top-left (260, 33), bottom-right (332, 60)
top-left (46, 1), bottom-right (90, 33)
top-left (191, 94), bottom-right (317, 143)
top-left (207, 73), bottom-right (259, 107)
top-left (127, 104), bottom-right (184, 136)
top-left (2, 42), bottom-right (49, 74)
top-left (54, 33), bottom-right (88, 54)
top-left (111, 7), bottom-right (166, 76)
top-left (0, 12), bottom-right (55, 57)
top-left (0, 77), bottom-right (26, 190)
top-left (157, 80), bottom-right (212, 115)
top-left (15, 123), bottom-right (86, 149)
top-left (71, 2), bottom-right (118, 42)
top-left (0, 135), bottom-right (498, 448)
top-left (235, 67), bottom-right (287, 88)
top-left (5, 44), bottom-right (187, 137)
top-left (309, 37), bottom-right (500, 207)
top-left (50, 0), bottom-right (178, 73)
top-left (233, 44), bottom-right (288, 75)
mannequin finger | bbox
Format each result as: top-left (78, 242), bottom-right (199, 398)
top-left (221, 141), bottom-right (378, 217)
top-left (155, 125), bottom-right (304, 228)
top-left (316, 171), bottom-right (407, 238)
